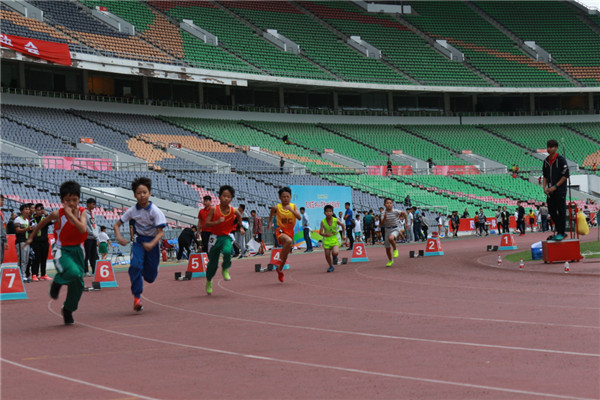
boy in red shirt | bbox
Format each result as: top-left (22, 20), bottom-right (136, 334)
top-left (203, 186), bottom-right (243, 295)
top-left (27, 181), bottom-right (88, 325)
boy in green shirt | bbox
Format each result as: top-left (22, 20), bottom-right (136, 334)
top-left (319, 205), bottom-right (346, 273)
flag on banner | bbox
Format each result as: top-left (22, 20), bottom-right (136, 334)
top-left (0, 34), bottom-right (72, 66)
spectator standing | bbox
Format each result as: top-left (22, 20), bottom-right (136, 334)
top-left (31, 203), bottom-right (52, 281)
top-left (300, 207), bottom-right (313, 252)
top-left (517, 204), bottom-right (526, 236)
top-left (542, 139), bottom-right (569, 241)
top-left (14, 204), bottom-right (33, 282)
top-left (451, 211), bottom-right (460, 237)
top-left (386, 158), bottom-right (393, 176)
top-left (235, 204), bottom-right (249, 258)
top-left (500, 206), bottom-right (510, 234)
top-left (280, 157), bottom-right (285, 173)
top-left (0, 195), bottom-right (6, 265)
top-left (250, 210), bottom-right (265, 255)
top-left (540, 203), bottom-right (548, 232)
top-left (363, 210), bottom-right (375, 245)
top-left (404, 195), bottom-right (412, 208)
top-left (478, 208), bottom-right (488, 236)
top-left (413, 207), bottom-right (424, 241)
top-left (84, 198), bottom-right (99, 277)
top-left (495, 206), bottom-right (502, 235)
top-left (98, 226), bottom-right (111, 260)
top-left (344, 202), bottom-right (354, 250)
top-left (353, 215), bottom-right (363, 242)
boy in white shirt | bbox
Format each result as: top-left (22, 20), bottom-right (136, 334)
top-left (97, 226), bottom-right (111, 260)
top-left (353, 215), bottom-right (362, 242)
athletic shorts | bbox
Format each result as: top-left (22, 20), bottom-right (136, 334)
top-left (99, 242), bottom-right (108, 254)
top-left (275, 228), bottom-right (293, 242)
top-left (384, 227), bottom-right (401, 248)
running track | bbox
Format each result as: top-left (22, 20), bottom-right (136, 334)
top-left (2, 231), bottom-right (599, 399)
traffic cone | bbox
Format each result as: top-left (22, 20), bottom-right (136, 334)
top-left (497, 255), bottom-right (502, 265)
top-left (564, 262), bottom-right (570, 273)
top-left (519, 258), bottom-right (524, 269)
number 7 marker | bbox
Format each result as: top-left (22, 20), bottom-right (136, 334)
top-left (0, 267), bottom-right (28, 300)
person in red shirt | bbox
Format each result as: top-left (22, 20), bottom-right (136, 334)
top-left (27, 181), bottom-right (88, 325)
top-left (197, 195), bottom-right (213, 253)
top-left (203, 186), bottom-right (243, 295)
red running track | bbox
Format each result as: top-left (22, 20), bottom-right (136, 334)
top-left (2, 231), bottom-right (599, 399)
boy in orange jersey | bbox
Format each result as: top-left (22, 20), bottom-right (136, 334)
top-left (26, 181), bottom-right (88, 325)
top-left (267, 187), bottom-right (301, 283)
top-left (203, 185), bottom-right (243, 295)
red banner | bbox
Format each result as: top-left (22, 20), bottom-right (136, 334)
top-left (368, 165), bottom-right (413, 176)
top-left (0, 34), bottom-right (71, 66)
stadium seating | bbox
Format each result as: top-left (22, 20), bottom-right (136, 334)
top-left (403, 1), bottom-right (574, 87)
top-left (150, 0), bottom-right (335, 80)
top-left (299, 1), bottom-right (490, 87)
top-left (164, 117), bottom-right (351, 173)
top-left (475, 1), bottom-right (600, 86)
top-left (402, 124), bottom-right (541, 170)
top-left (485, 123), bottom-right (599, 167)
top-left (221, 1), bottom-right (411, 84)
top-left (243, 121), bottom-right (388, 165)
top-left (28, 1), bottom-right (177, 64)
top-left (324, 124), bottom-right (468, 165)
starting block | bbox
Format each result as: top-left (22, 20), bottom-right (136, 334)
top-left (0, 267), bottom-right (28, 300)
top-left (94, 260), bottom-right (118, 288)
top-left (174, 271), bottom-right (193, 281)
top-left (341, 257), bottom-right (348, 264)
top-left (409, 250), bottom-right (426, 258)
top-left (255, 264), bottom-right (268, 272)
top-left (350, 242), bottom-right (369, 262)
top-left (85, 281), bottom-right (102, 291)
top-left (187, 253), bottom-right (208, 278)
top-left (486, 245), bottom-right (499, 252)
top-left (499, 234), bottom-right (517, 250)
top-left (269, 248), bottom-right (290, 270)
top-left (424, 238), bottom-right (444, 256)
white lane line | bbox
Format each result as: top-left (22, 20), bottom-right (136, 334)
top-left (142, 294), bottom-right (600, 358)
top-left (1, 357), bottom-right (159, 400)
top-left (216, 278), bottom-right (600, 330)
top-left (352, 262), bottom-right (600, 297)
top-left (44, 302), bottom-right (596, 400)
top-left (288, 271), bottom-right (600, 311)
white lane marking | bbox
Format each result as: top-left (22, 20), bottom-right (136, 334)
top-left (142, 293), bottom-right (600, 358)
top-left (43, 302), bottom-right (596, 400)
top-left (216, 278), bottom-right (600, 330)
top-left (289, 270), bottom-right (600, 310)
top-left (1, 357), bottom-right (159, 400)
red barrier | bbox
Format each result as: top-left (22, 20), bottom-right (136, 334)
top-left (2, 234), bottom-right (54, 264)
top-left (367, 165), bottom-right (412, 176)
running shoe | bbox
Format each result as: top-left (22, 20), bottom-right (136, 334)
top-left (386, 260), bottom-right (394, 267)
top-left (205, 280), bottom-right (213, 295)
top-left (333, 256), bottom-right (339, 265)
top-left (393, 249), bottom-right (399, 258)
top-left (276, 265), bottom-right (285, 283)
top-left (31, 275), bottom-right (39, 282)
top-left (553, 234), bottom-right (565, 241)
top-left (327, 266), bottom-right (335, 273)
top-left (62, 307), bottom-right (74, 325)
top-left (222, 269), bottom-right (231, 281)
top-left (133, 297), bottom-right (143, 312)
top-left (40, 275), bottom-right (51, 280)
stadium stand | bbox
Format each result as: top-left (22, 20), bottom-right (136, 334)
top-left (221, 1), bottom-right (411, 84)
top-left (474, 0), bottom-right (600, 86)
top-left (403, 1), bottom-right (574, 87)
top-left (149, 0), bottom-right (335, 80)
top-left (299, 1), bottom-right (490, 87)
